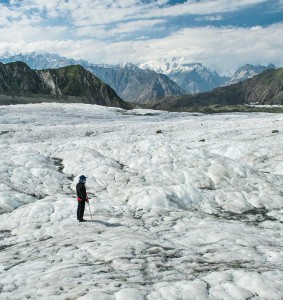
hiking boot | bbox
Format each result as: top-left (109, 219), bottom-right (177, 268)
top-left (79, 219), bottom-right (87, 222)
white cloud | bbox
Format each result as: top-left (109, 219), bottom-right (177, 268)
top-left (0, 0), bottom-right (274, 41)
top-left (149, 0), bottom-right (269, 17)
top-left (0, 3), bottom-right (23, 26)
top-left (76, 19), bottom-right (167, 38)
top-left (1, 23), bottom-right (283, 72)
top-left (73, 0), bottom-right (269, 25)
top-left (0, 0), bottom-right (282, 72)
top-left (132, 24), bottom-right (283, 72)
top-left (195, 15), bottom-right (224, 22)
top-left (0, 24), bottom-right (68, 42)
top-left (3, 0), bottom-right (270, 27)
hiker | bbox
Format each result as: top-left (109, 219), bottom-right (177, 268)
top-left (76, 175), bottom-right (89, 222)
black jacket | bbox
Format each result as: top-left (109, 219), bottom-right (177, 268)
top-left (76, 182), bottom-right (87, 201)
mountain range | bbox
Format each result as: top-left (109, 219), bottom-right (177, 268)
top-left (0, 52), bottom-right (276, 102)
top-left (0, 53), bottom-right (281, 111)
top-left (228, 63), bottom-right (276, 85)
top-left (139, 57), bottom-right (276, 94)
top-left (147, 67), bottom-right (283, 111)
top-left (0, 53), bottom-right (181, 104)
top-left (140, 58), bottom-right (228, 94)
top-left (0, 61), bottom-right (130, 108)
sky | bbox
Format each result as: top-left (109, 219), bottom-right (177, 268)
top-left (0, 0), bottom-right (283, 72)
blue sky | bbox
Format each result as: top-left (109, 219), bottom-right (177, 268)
top-left (0, 0), bottom-right (283, 72)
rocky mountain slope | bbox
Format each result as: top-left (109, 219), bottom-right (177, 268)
top-left (0, 62), bottom-right (130, 108)
top-left (148, 67), bottom-right (283, 111)
top-left (0, 53), bottom-right (182, 103)
top-left (228, 63), bottom-right (276, 85)
top-left (87, 63), bottom-right (182, 104)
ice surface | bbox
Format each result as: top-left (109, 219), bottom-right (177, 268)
top-left (0, 103), bottom-right (282, 299)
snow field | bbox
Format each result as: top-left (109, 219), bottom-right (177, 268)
top-left (0, 103), bottom-right (282, 299)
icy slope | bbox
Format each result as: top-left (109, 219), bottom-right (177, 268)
top-left (0, 103), bottom-right (282, 299)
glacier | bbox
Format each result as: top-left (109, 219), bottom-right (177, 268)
top-left (0, 103), bottom-right (282, 299)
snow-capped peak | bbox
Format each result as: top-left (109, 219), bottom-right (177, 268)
top-left (116, 62), bottom-right (139, 69)
top-left (228, 63), bottom-right (276, 85)
top-left (139, 57), bottom-right (208, 74)
top-left (0, 51), bottom-right (13, 59)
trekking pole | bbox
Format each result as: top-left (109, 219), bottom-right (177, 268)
top-left (88, 202), bottom-right (94, 222)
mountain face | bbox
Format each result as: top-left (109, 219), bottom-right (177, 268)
top-left (147, 68), bottom-right (283, 111)
top-left (0, 62), bottom-right (130, 108)
top-left (140, 59), bottom-right (228, 94)
top-left (86, 63), bottom-right (182, 103)
top-left (0, 61), bottom-right (43, 94)
top-left (0, 53), bottom-right (182, 103)
top-left (228, 64), bottom-right (276, 85)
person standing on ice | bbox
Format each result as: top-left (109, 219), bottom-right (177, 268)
top-left (76, 175), bottom-right (89, 222)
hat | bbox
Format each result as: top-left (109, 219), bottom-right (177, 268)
top-left (79, 175), bottom-right (87, 181)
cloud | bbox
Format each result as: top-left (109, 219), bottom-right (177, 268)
top-left (130, 23), bottom-right (283, 72)
top-left (0, 1), bottom-right (276, 40)
top-left (1, 23), bottom-right (283, 73)
top-left (76, 19), bottom-right (167, 39)
top-left (3, 0), bottom-right (271, 27)
top-left (145, 0), bottom-right (270, 18)
top-left (0, 3), bottom-right (23, 26)
top-left (195, 15), bottom-right (224, 22)
top-left (0, 24), bottom-right (68, 42)
top-left (0, 0), bottom-right (282, 72)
